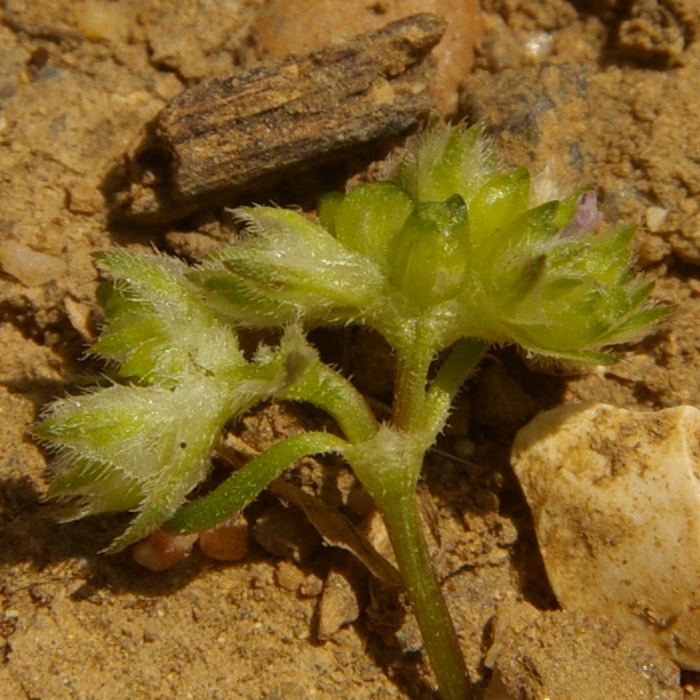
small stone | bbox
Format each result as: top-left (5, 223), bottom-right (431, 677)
top-left (512, 402), bottom-right (700, 670)
top-left (63, 296), bottom-right (95, 343)
top-left (298, 573), bottom-right (324, 598)
top-left (132, 529), bottom-right (198, 572)
top-left (275, 560), bottom-right (304, 592)
top-left (646, 205), bottom-right (669, 232)
top-left (198, 514), bottom-right (249, 562)
top-left (0, 241), bottom-right (66, 287)
top-left (317, 553), bottom-right (365, 640)
top-left (75, 0), bottom-right (130, 43)
top-left (66, 181), bottom-right (102, 215)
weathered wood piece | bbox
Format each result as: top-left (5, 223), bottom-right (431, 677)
top-left (115, 13), bottom-right (446, 222)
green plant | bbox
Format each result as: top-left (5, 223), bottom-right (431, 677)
top-left (36, 123), bottom-right (668, 699)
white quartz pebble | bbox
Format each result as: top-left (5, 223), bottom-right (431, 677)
top-left (0, 241), bottom-right (66, 287)
top-left (511, 402), bottom-right (700, 670)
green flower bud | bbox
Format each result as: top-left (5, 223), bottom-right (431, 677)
top-left (92, 250), bottom-right (243, 385)
top-left (186, 124), bottom-right (666, 362)
top-left (389, 194), bottom-right (470, 309)
top-left (457, 189), bottom-right (671, 362)
top-left (36, 376), bottom-right (237, 552)
top-left (500, 219), bottom-right (670, 361)
top-left (191, 207), bottom-right (385, 326)
top-left (36, 245), bottom-right (320, 551)
top-left (316, 191), bottom-right (344, 235)
top-left (383, 123), bottom-right (669, 360)
top-left (36, 328), bottom-right (318, 551)
top-left (466, 168), bottom-right (531, 248)
top-left (392, 122), bottom-right (498, 205)
top-left (324, 182), bottom-right (414, 274)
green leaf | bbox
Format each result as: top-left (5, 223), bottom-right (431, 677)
top-left (165, 432), bottom-right (348, 534)
top-left (195, 206), bottom-right (385, 326)
top-left (332, 182), bottom-right (414, 273)
top-left (393, 122), bottom-right (498, 204)
top-left (93, 250), bottom-right (243, 384)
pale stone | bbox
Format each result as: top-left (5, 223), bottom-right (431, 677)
top-left (0, 241), bottom-right (66, 287)
top-left (497, 610), bottom-right (681, 699)
top-left (646, 205), bottom-right (669, 232)
top-left (511, 402), bottom-right (700, 670)
top-left (132, 529), bottom-right (198, 572)
top-left (198, 513), bottom-right (249, 562)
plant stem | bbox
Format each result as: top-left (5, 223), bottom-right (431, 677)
top-left (164, 431), bottom-right (348, 534)
top-left (374, 330), bottom-right (483, 698)
top-left (421, 338), bottom-right (489, 437)
top-left (280, 361), bottom-right (379, 443)
top-left (350, 432), bottom-right (472, 700)
top-left (349, 392), bottom-right (475, 698)
top-left (376, 485), bottom-right (472, 700)
top-left (391, 320), bottom-right (436, 433)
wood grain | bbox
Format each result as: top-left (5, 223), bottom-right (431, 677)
top-left (114, 13), bottom-right (446, 223)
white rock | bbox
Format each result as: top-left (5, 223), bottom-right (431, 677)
top-left (0, 241), bottom-right (66, 287)
top-left (511, 402), bottom-right (700, 670)
top-left (645, 206), bottom-right (669, 232)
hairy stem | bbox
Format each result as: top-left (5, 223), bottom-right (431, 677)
top-left (369, 333), bottom-right (483, 698)
top-left (280, 361), bottom-right (379, 443)
top-left (391, 320), bottom-right (436, 434)
top-left (164, 431), bottom-right (348, 534)
top-left (348, 433), bottom-right (472, 700)
top-left (421, 338), bottom-right (489, 436)
top-left (378, 487), bottom-right (472, 700)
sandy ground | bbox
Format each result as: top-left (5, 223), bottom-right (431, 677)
top-left (2, 1), bottom-right (700, 698)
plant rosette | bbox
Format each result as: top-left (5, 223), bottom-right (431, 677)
top-left (36, 123), bottom-right (669, 700)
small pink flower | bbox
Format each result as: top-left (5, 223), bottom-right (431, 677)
top-left (559, 191), bottom-right (604, 238)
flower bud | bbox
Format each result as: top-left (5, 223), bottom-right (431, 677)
top-left (467, 168), bottom-right (531, 248)
top-left (389, 194), bottom-right (469, 309)
top-left (325, 182), bottom-right (414, 273)
top-left (393, 122), bottom-right (498, 205)
top-left (503, 220), bottom-right (669, 360)
top-left (316, 191), bottom-right (344, 235)
top-left (36, 376), bottom-right (235, 551)
top-left (458, 191), bottom-right (671, 362)
top-left (92, 250), bottom-right (243, 384)
top-left (191, 206), bottom-right (385, 326)
top-left (37, 246), bottom-right (322, 551)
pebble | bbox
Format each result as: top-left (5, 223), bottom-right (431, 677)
top-left (198, 514), bottom-right (249, 562)
top-left (0, 241), bottom-right (66, 287)
top-left (512, 402), bottom-right (700, 670)
top-left (132, 529), bottom-right (198, 572)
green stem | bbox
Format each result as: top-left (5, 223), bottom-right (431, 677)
top-left (345, 426), bottom-right (471, 700)
top-left (391, 320), bottom-right (436, 433)
top-left (280, 361), bottom-right (379, 443)
top-left (376, 486), bottom-right (472, 700)
top-left (349, 433), bottom-right (471, 700)
top-left (421, 338), bottom-right (489, 437)
top-left (164, 432), bottom-right (348, 534)
top-left (371, 332), bottom-right (482, 698)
